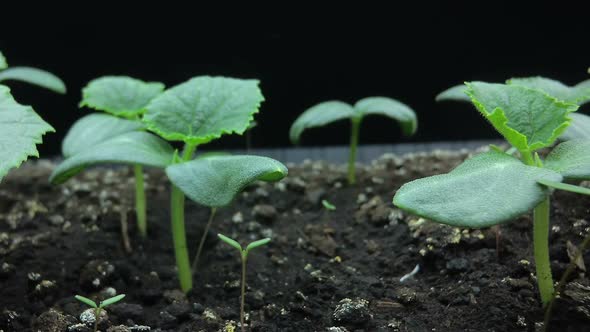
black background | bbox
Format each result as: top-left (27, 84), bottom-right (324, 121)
top-left (1, 3), bottom-right (589, 156)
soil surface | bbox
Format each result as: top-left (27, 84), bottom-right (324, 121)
top-left (0, 147), bottom-right (589, 332)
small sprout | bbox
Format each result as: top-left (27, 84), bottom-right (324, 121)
top-left (75, 294), bottom-right (125, 332)
top-left (290, 97), bottom-right (417, 184)
top-left (218, 234), bottom-right (270, 332)
top-left (321, 199), bottom-right (336, 211)
top-left (0, 50), bottom-right (66, 94)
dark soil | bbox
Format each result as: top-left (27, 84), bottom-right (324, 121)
top-left (0, 147), bottom-right (589, 332)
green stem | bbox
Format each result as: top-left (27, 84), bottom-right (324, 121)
top-left (533, 196), bottom-right (554, 307)
top-left (192, 207), bottom-right (217, 273)
top-left (520, 150), bottom-right (534, 165)
top-left (93, 307), bottom-right (101, 332)
top-left (134, 164), bottom-right (147, 237)
top-left (240, 254), bottom-right (247, 332)
top-left (170, 143), bottom-right (197, 293)
top-left (347, 118), bottom-right (362, 185)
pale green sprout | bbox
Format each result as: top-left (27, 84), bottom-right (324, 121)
top-left (75, 294), bottom-right (125, 332)
top-left (322, 199), bottom-right (336, 211)
top-left (0, 50), bottom-right (66, 94)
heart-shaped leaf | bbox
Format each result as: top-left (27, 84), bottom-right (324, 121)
top-left (354, 97), bottom-right (417, 135)
top-left (0, 85), bottom-right (54, 181)
top-left (393, 150), bottom-right (562, 228)
top-left (560, 113), bottom-right (590, 141)
top-left (508, 76), bottom-right (590, 105)
top-left (544, 139), bottom-right (590, 180)
top-left (62, 114), bottom-right (144, 158)
top-left (50, 131), bottom-right (174, 184)
top-left (435, 84), bottom-right (470, 102)
top-left (80, 76), bottom-right (164, 118)
top-left (0, 67), bottom-right (66, 94)
top-left (289, 101), bottom-right (355, 144)
top-left (466, 82), bottom-right (577, 152)
top-left (0, 51), bottom-right (7, 70)
top-left (144, 76), bottom-right (263, 145)
top-left (166, 155), bottom-right (287, 207)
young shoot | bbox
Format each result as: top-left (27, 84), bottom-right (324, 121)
top-left (0, 50), bottom-right (66, 94)
top-left (217, 234), bottom-right (270, 332)
top-left (322, 199), bottom-right (336, 211)
top-left (290, 97), bottom-right (417, 185)
top-left (75, 294), bottom-right (125, 332)
top-left (394, 81), bottom-right (590, 307)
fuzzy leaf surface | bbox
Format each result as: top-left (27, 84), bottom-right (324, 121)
top-left (144, 76), bottom-right (263, 144)
top-left (393, 151), bottom-right (562, 228)
top-left (435, 84), bottom-right (470, 102)
top-left (560, 113), bottom-right (590, 141)
top-left (289, 101), bottom-right (355, 144)
top-left (466, 82), bottom-right (577, 152)
top-left (354, 97), bottom-right (417, 135)
top-left (245, 238), bottom-right (271, 252)
top-left (80, 76), bottom-right (164, 117)
top-left (508, 76), bottom-right (590, 105)
top-left (0, 67), bottom-right (66, 94)
top-left (544, 139), bottom-right (590, 180)
top-left (50, 131), bottom-right (174, 184)
top-left (62, 114), bottom-right (144, 157)
top-left (166, 155), bottom-right (287, 207)
top-left (74, 295), bottom-right (97, 308)
top-left (0, 85), bottom-right (54, 181)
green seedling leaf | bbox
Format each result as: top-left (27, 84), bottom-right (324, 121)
top-left (537, 179), bottom-right (590, 196)
top-left (354, 97), bottom-right (417, 135)
top-left (435, 84), bottom-right (470, 102)
top-left (166, 155), bottom-right (288, 207)
top-left (218, 233), bottom-right (242, 251)
top-left (289, 101), bottom-right (355, 144)
top-left (393, 150), bottom-right (562, 228)
top-left (50, 131), bottom-right (174, 184)
top-left (544, 139), bottom-right (590, 180)
top-left (0, 85), bottom-right (54, 181)
top-left (99, 294), bottom-right (125, 308)
top-left (322, 199), bottom-right (336, 211)
top-left (508, 76), bottom-right (590, 105)
top-left (245, 238), bottom-right (271, 252)
top-left (561, 113), bottom-right (590, 140)
top-left (466, 82), bottom-right (577, 152)
top-left (62, 114), bottom-right (144, 157)
top-left (144, 76), bottom-right (263, 144)
top-left (0, 51), bottom-right (7, 70)
top-left (0, 67), bottom-right (66, 94)
top-left (80, 76), bottom-right (164, 118)
top-left (74, 295), bottom-right (97, 308)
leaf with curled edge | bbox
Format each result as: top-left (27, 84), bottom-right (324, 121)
top-left (0, 67), bottom-right (66, 94)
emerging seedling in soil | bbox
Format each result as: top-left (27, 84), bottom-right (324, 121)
top-left (75, 294), bottom-right (125, 332)
top-left (217, 234), bottom-right (270, 332)
top-left (290, 97), bottom-right (417, 184)
top-left (0, 50), bottom-right (66, 94)
top-left (322, 199), bottom-right (336, 211)
top-left (394, 82), bottom-right (590, 307)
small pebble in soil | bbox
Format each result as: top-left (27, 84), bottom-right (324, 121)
top-left (0, 309), bottom-right (20, 330)
top-left (79, 260), bottom-right (116, 290)
top-left (0, 262), bottom-right (15, 278)
top-left (306, 188), bottom-right (326, 205)
top-left (109, 303), bottom-right (144, 321)
top-left (332, 298), bottom-right (372, 325)
top-left (68, 322), bottom-right (92, 332)
top-left (33, 309), bottom-right (77, 332)
top-left (80, 308), bottom-right (108, 326)
top-left (231, 211), bottom-right (244, 223)
top-left (128, 325), bottom-right (151, 331)
top-left (326, 327), bottom-right (349, 332)
top-left (445, 258), bottom-right (469, 273)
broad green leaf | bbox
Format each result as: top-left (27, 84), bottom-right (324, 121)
top-left (74, 295), bottom-right (97, 308)
top-left (289, 101), bottom-right (355, 144)
top-left (62, 114), bottom-right (144, 157)
top-left (99, 294), bottom-right (125, 308)
top-left (0, 51), bottom-right (7, 70)
top-left (166, 155), bottom-right (287, 207)
top-left (0, 85), bottom-right (54, 181)
top-left (80, 76), bottom-right (164, 118)
top-left (561, 113), bottom-right (590, 140)
top-left (218, 233), bottom-right (242, 251)
top-left (537, 179), bottom-right (590, 196)
top-left (435, 84), bottom-right (470, 102)
top-left (144, 76), bottom-right (263, 145)
top-left (466, 82), bottom-right (577, 152)
top-left (508, 76), bottom-right (590, 105)
top-left (50, 131), bottom-right (174, 184)
top-left (544, 139), bottom-right (590, 180)
top-left (393, 151), bottom-right (562, 228)
top-left (245, 238), bottom-right (271, 252)
top-left (0, 67), bottom-right (66, 94)
top-left (354, 97), bottom-right (417, 135)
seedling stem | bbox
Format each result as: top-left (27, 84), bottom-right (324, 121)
top-left (348, 117), bottom-right (362, 184)
top-left (134, 164), bottom-right (147, 237)
top-left (192, 207), bottom-right (218, 272)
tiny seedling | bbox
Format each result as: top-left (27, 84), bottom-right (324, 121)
top-left (322, 199), bottom-right (336, 211)
top-left (290, 97), bottom-right (417, 184)
top-left (394, 81), bottom-right (590, 307)
top-left (75, 294), bottom-right (125, 332)
top-left (217, 234), bottom-right (270, 332)
top-left (0, 50), bottom-right (66, 94)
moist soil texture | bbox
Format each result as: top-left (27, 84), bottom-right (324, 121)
top-left (0, 147), bottom-right (589, 332)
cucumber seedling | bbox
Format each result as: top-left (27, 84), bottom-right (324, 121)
top-left (75, 294), bottom-right (125, 332)
top-left (394, 81), bottom-right (590, 307)
top-left (57, 76), bottom-right (165, 237)
top-left (217, 234), bottom-right (270, 332)
top-left (0, 50), bottom-right (66, 94)
top-left (290, 97), bottom-right (417, 184)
